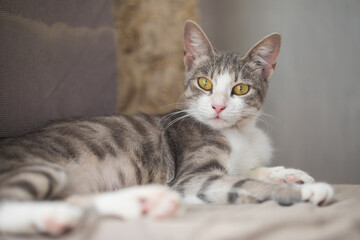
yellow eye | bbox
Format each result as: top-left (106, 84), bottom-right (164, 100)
top-left (198, 77), bottom-right (213, 91)
top-left (232, 83), bottom-right (249, 95)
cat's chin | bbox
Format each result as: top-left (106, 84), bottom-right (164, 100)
top-left (207, 117), bottom-right (235, 130)
top-left (191, 111), bottom-right (236, 130)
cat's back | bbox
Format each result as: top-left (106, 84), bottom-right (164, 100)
top-left (0, 113), bottom-right (172, 194)
top-left (0, 111), bottom-right (208, 164)
top-left (0, 113), bottom-right (162, 160)
top-left (0, 113), bottom-right (165, 167)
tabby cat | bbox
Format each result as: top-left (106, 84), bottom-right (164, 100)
top-left (0, 20), bottom-right (333, 235)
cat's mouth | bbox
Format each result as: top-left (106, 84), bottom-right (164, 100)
top-left (207, 116), bottom-right (234, 129)
top-left (211, 116), bottom-right (227, 123)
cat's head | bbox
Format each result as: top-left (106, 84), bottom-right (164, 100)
top-left (183, 20), bottom-right (281, 130)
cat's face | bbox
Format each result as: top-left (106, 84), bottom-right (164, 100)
top-left (183, 21), bottom-right (281, 130)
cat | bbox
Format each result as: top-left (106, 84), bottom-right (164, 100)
top-left (0, 20), bottom-right (333, 236)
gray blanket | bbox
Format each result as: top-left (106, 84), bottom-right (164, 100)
top-left (4, 185), bottom-right (360, 240)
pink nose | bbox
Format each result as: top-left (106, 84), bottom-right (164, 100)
top-left (212, 104), bottom-right (226, 115)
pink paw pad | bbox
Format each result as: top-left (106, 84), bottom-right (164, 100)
top-left (281, 174), bottom-right (304, 184)
top-left (285, 174), bottom-right (295, 181)
top-left (138, 190), bottom-right (180, 219)
top-left (139, 192), bottom-right (165, 215)
top-left (42, 219), bottom-right (68, 234)
top-left (155, 198), bottom-right (180, 220)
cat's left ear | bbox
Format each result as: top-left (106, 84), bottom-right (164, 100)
top-left (184, 20), bottom-right (215, 70)
top-left (246, 33), bottom-right (281, 81)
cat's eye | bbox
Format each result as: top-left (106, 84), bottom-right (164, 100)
top-left (198, 77), bottom-right (213, 91)
top-left (232, 83), bottom-right (249, 95)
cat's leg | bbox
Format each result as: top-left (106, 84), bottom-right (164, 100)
top-left (0, 164), bottom-right (68, 201)
top-left (0, 164), bottom-right (83, 235)
top-left (0, 201), bottom-right (83, 235)
top-left (0, 185), bottom-right (180, 236)
top-left (67, 184), bottom-right (181, 220)
top-left (172, 172), bottom-right (332, 206)
top-left (250, 166), bottom-right (315, 184)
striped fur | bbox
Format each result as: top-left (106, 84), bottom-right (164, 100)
top-left (0, 21), bottom-right (329, 214)
top-left (0, 110), bottom-right (305, 205)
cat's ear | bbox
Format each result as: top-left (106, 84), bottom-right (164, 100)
top-left (184, 20), bottom-right (214, 70)
top-left (246, 33), bottom-right (281, 81)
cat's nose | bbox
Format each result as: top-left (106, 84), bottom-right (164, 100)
top-left (212, 104), bottom-right (226, 115)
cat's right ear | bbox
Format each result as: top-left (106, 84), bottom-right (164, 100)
top-left (184, 20), bottom-right (214, 70)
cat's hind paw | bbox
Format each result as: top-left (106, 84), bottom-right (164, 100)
top-left (301, 183), bottom-right (334, 206)
top-left (268, 166), bottom-right (315, 184)
top-left (0, 202), bottom-right (83, 236)
top-left (94, 185), bottom-right (181, 220)
top-left (33, 203), bottom-right (83, 235)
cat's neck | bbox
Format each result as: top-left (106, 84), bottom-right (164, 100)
top-left (220, 116), bottom-right (272, 176)
top-left (225, 115), bottom-right (258, 132)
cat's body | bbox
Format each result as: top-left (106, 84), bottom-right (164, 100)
top-left (0, 111), bottom-right (270, 197)
top-left (0, 21), bottom-right (333, 235)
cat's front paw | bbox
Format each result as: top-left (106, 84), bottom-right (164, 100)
top-left (301, 183), bottom-right (334, 205)
top-left (94, 185), bottom-right (181, 220)
top-left (268, 166), bottom-right (315, 184)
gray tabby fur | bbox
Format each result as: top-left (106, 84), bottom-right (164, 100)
top-left (0, 21), bottom-right (303, 206)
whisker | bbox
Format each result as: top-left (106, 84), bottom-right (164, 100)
top-left (160, 101), bottom-right (187, 109)
top-left (160, 92), bottom-right (187, 110)
top-left (258, 111), bottom-right (278, 121)
top-left (158, 110), bottom-right (189, 124)
top-left (162, 112), bottom-right (196, 134)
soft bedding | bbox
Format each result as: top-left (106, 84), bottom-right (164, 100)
top-left (4, 184), bottom-right (360, 240)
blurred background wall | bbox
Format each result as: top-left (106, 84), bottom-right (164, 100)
top-left (199, 0), bottom-right (360, 184)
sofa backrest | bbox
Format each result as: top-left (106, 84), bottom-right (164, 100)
top-left (0, 0), bottom-right (117, 137)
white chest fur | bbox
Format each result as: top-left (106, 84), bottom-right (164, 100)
top-left (221, 123), bottom-right (273, 177)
